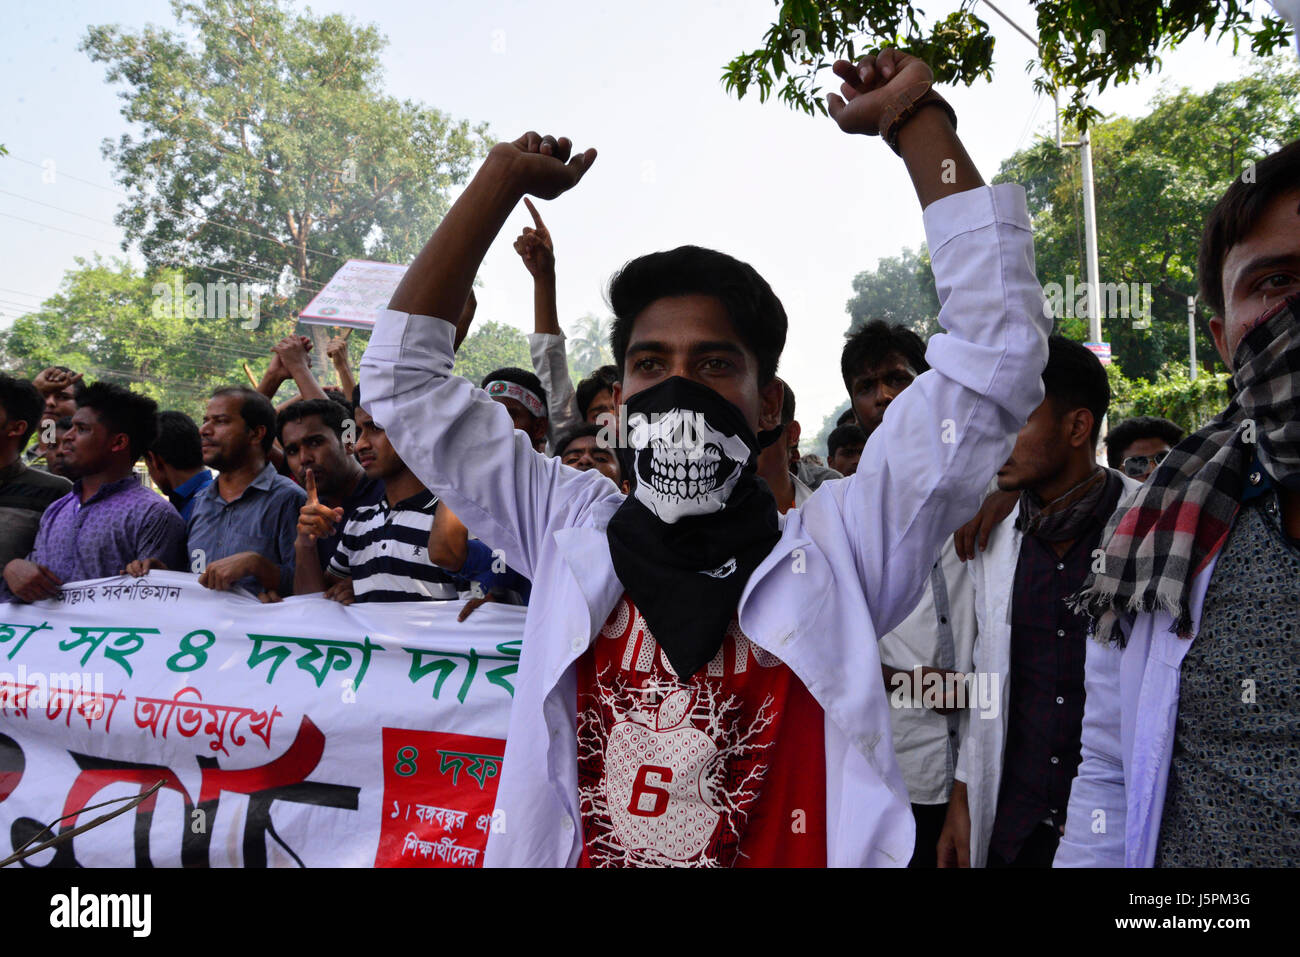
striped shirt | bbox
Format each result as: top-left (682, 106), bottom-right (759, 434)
top-left (326, 490), bottom-right (459, 603)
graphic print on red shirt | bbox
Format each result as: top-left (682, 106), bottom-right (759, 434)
top-left (577, 593), bottom-right (827, 867)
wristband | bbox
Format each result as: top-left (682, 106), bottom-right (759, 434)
top-left (882, 86), bottom-right (958, 155)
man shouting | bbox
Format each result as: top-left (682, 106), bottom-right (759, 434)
top-left (360, 50), bottom-right (1049, 867)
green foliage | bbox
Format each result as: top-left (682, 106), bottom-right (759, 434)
top-left (0, 256), bottom-right (283, 419)
top-left (81, 0), bottom-right (489, 360)
top-left (1107, 362), bottom-right (1232, 433)
top-left (993, 55), bottom-right (1300, 381)
top-left (567, 313), bottom-right (615, 380)
top-left (845, 245), bottom-right (939, 340)
top-left (452, 321), bottom-right (534, 388)
top-left (724, 0), bottom-right (1294, 128)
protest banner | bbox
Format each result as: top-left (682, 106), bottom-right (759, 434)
top-left (298, 259), bottom-right (409, 329)
top-left (0, 572), bottom-right (522, 868)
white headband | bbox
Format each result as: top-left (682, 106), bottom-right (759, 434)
top-left (485, 379), bottom-right (544, 418)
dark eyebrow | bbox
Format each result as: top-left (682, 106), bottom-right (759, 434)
top-left (1230, 252), bottom-right (1300, 290)
top-left (625, 339), bottom-right (746, 359)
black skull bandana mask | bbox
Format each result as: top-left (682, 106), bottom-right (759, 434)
top-left (606, 376), bottom-right (783, 680)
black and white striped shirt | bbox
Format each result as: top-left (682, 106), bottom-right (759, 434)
top-left (327, 490), bottom-right (459, 603)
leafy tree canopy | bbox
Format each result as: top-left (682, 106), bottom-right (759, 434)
top-left (723, 0), bottom-right (1293, 128)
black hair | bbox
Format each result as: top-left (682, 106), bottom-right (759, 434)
top-left (322, 386), bottom-right (353, 419)
top-left (481, 367), bottom-right (548, 418)
top-left (840, 319), bottom-right (929, 391)
top-left (780, 381), bottom-right (796, 426)
top-left (76, 381), bottom-right (159, 461)
top-left (351, 384), bottom-right (361, 408)
top-left (277, 398), bottom-right (348, 443)
top-left (835, 406), bottom-right (856, 427)
top-left (554, 422), bottom-right (609, 458)
top-left (828, 423), bottom-right (867, 459)
top-left (1198, 138), bottom-right (1300, 318)
top-left (49, 365), bottom-right (88, 400)
top-left (1041, 335), bottom-right (1110, 448)
top-left (608, 245), bottom-right (788, 384)
top-left (575, 365), bottom-right (620, 419)
top-left (211, 386), bottom-right (277, 454)
top-left (1103, 416), bottom-right (1185, 469)
top-left (54, 416), bottom-right (72, 431)
top-left (150, 410), bottom-right (203, 470)
top-left (0, 374), bottom-right (46, 446)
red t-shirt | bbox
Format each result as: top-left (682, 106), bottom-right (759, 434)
top-left (576, 593), bottom-right (827, 867)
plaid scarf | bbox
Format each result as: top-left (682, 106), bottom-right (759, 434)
top-left (1073, 293), bottom-right (1300, 644)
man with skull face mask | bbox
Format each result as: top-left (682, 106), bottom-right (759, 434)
top-left (1058, 139), bottom-right (1300, 868)
top-left (361, 49), bottom-right (1050, 867)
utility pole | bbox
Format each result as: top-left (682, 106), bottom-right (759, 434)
top-left (1078, 129), bottom-right (1103, 344)
top-left (1187, 295), bottom-right (1199, 381)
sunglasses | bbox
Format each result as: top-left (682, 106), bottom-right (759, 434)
top-left (1121, 450), bottom-right (1169, 477)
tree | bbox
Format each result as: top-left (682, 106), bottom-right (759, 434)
top-left (452, 321), bottom-right (534, 388)
top-left (992, 55), bottom-right (1300, 380)
top-left (723, 0), bottom-right (1294, 128)
top-left (0, 256), bottom-right (277, 418)
top-left (81, 0), bottom-right (489, 374)
top-left (845, 245), bottom-right (940, 340)
top-left (567, 313), bottom-right (615, 379)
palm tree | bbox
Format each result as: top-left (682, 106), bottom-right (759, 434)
top-left (568, 313), bottom-right (614, 378)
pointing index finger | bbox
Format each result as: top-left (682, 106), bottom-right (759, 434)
top-left (523, 196), bottom-right (546, 232)
top-left (305, 469), bottom-right (319, 507)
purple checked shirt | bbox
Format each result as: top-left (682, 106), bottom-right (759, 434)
top-left (15, 475), bottom-right (187, 592)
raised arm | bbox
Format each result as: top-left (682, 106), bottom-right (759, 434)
top-left (362, 133), bottom-right (609, 579)
top-left (388, 133), bottom-right (595, 322)
top-left (816, 50), bottom-right (1049, 634)
top-left (516, 197), bottom-right (582, 436)
top-left (326, 330), bottom-right (357, 399)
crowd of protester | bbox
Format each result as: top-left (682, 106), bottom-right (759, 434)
top-left (0, 48), bottom-right (1295, 868)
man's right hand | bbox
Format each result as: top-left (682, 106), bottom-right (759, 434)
top-left (953, 488), bottom-right (1020, 561)
top-left (513, 197), bottom-right (555, 278)
top-left (296, 471), bottom-right (343, 544)
top-left (488, 132), bottom-right (597, 201)
top-left (124, 557), bottom-right (167, 578)
top-left (32, 366), bottom-right (82, 396)
top-left (3, 559), bottom-right (63, 602)
top-left (936, 782), bottom-right (972, 868)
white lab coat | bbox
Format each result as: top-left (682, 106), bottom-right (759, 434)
top-left (957, 472), bottom-right (1140, 866)
top-left (360, 184), bottom-right (1048, 867)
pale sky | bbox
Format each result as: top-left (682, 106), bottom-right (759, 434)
top-left (0, 0), bottom-right (1284, 441)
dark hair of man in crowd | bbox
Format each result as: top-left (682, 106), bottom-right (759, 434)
top-left (840, 319), bottom-right (930, 389)
top-left (0, 374), bottom-right (46, 446)
top-left (1103, 416), bottom-right (1185, 469)
top-left (575, 365), bottom-right (620, 419)
top-left (210, 386), bottom-right (277, 454)
top-left (50, 365), bottom-right (88, 401)
top-left (555, 422), bottom-right (607, 458)
top-left (481, 367), bottom-right (549, 412)
top-left (322, 386), bottom-right (353, 418)
top-left (608, 245), bottom-right (788, 385)
top-left (781, 380), bottom-right (796, 425)
top-left (76, 381), bottom-right (159, 461)
top-left (1041, 335), bottom-right (1110, 448)
top-left (276, 398), bottom-right (348, 443)
top-left (828, 423), bottom-right (867, 459)
top-left (836, 406), bottom-right (856, 427)
top-left (1197, 138), bottom-right (1300, 318)
top-left (150, 410), bottom-right (203, 470)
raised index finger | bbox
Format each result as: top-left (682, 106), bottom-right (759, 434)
top-left (305, 469), bottom-right (319, 507)
top-left (523, 196), bottom-right (547, 232)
